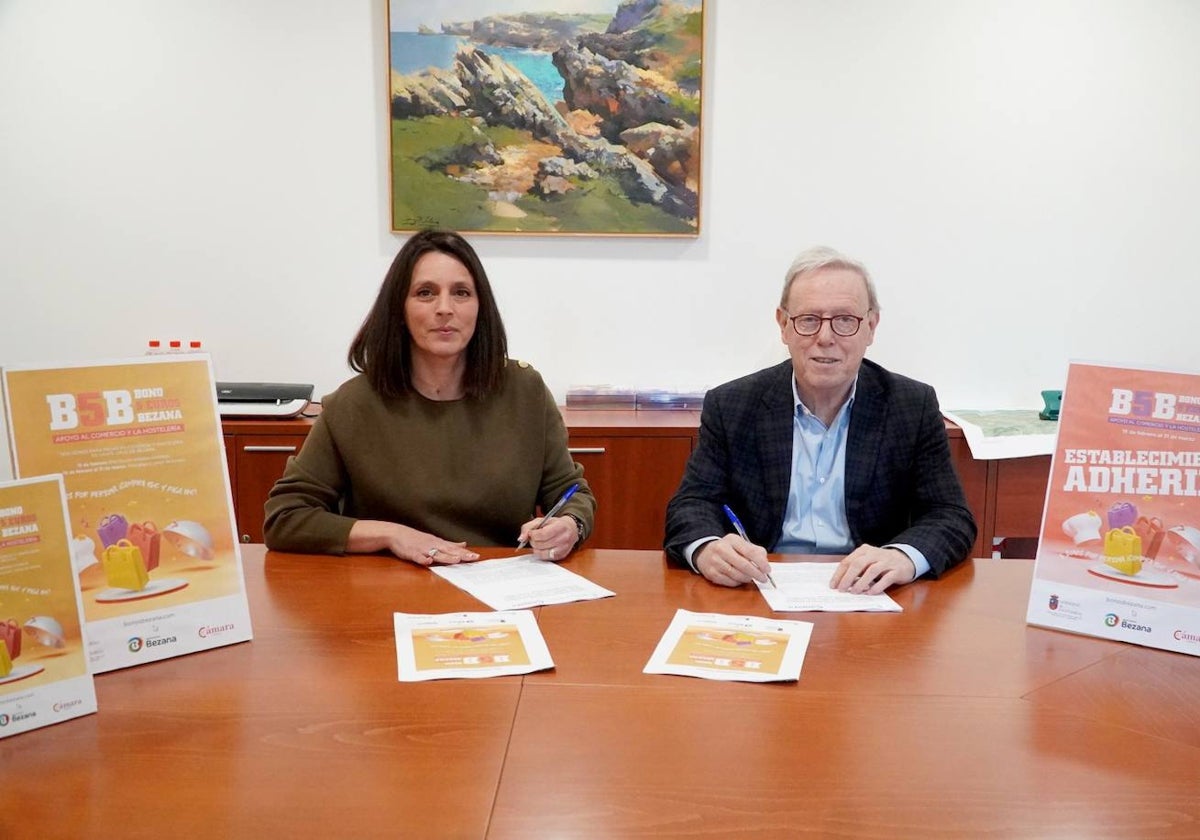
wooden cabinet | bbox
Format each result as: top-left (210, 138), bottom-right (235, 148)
top-left (562, 409), bottom-right (700, 550)
top-left (222, 418), bottom-right (314, 543)
top-left (221, 412), bottom-right (1051, 557)
top-left (219, 410), bottom-right (699, 550)
top-left (987, 455), bottom-right (1053, 556)
top-left (944, 421), bottom-right (1052, 558)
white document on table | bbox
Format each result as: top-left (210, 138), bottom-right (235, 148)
top-left (643, 609), bottom-right (814, 683)
top-left (394, 609), bottom-right (553, 681)
top-left (755, 562), bottom-right (903, 612)
top-left (430, 554), bottom-right (615, 610)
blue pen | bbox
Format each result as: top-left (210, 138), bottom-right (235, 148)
top-left (722, 504), bottom-right (777, 588)
top-left (518, 483), bottom-right (579, 549)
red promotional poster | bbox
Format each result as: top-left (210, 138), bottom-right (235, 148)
top-left (1027, 362), bottom-right (1200, 656)
top-left (2, 356), bottom-right (253, 673)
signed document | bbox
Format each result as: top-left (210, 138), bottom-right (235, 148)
top-left (755, 562), bottom-right (903, 612)
top-left (394, 610), bottom-right (553, 681)
top-left (430, 554), bottom-right (615, 611)
top-left (644, 609), bottom-right (814, 683)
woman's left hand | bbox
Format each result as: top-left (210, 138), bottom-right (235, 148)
top-left (518, 515), bottom-right (578, 562)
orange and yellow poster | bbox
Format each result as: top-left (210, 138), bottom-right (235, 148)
top-left (2, 356), bottom-right (252, 673)
top-left (643, 609), bottom-right (813, 682)
top-left (1027, 362), bottom-right (1200, 656)
top-left (0, 475), bottom-right (96, 739)
top-left (394, 611), bottom-right (553, 681)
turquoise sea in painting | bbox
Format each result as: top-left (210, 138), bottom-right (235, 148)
top-left (390, 32), bottom-right (564, 103)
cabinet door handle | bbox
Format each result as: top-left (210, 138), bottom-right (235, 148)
top-left (568, 447), bottom-right (607, 455)
top-left (243, 445), bottom-right (298, 453)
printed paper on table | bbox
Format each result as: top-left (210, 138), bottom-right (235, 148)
top-left (2, 356), bottom-right (253, 673)
top-left (643, 609), bottom-right (814, 683)
top-left (1026, 362), bottom-right (1200, 657)
top-left (430, 554), bottom-right (614, 610)
top-left (0, 475), bottom-right (97, 738)
top-left (755, 561), bottom-right (902, 612)
top-left (394, 610), bottom-right (553, 681)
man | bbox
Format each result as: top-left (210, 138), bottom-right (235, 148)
top-left (664, 246), bottom-right (976, 593)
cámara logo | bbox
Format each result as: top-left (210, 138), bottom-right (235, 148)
top-left (198, 623), bottom-right (235, 639)
top-left (1173, 629), bottom-right (1200, 644)
top-left (1104, 613), bottom-right (1119, 627)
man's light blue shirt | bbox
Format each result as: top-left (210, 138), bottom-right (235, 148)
top-left (775, 379), bottom-right (854, 554)
top-left (777, 376), bottom-right (930, 577)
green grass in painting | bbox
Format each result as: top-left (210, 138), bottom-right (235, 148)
top-left (392, 116), bottom-right (694, 234)
top-left (480, 124), bottom-right (533, 147)
top-left (516, 177), bottom-right (693, 234)
top-left (392, 118), bottom-right (492, 230)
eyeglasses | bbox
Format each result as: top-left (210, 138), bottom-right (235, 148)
top-left (783, 311), bottom-right (869, 337)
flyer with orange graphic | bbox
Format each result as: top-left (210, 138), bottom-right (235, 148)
top-left (394, 610), bottom-right (552, 681)
top-left (643, 609), bottom-right (814, 682)
top-left (0, 475), bottom-right (97, 738)
top-left (2, 356), bottom-right (253, 673)
top-left (1027, 362), bottom-right (1200, 657)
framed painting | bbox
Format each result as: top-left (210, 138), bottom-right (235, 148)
top-left (387, 0), bottom-right (704, 236)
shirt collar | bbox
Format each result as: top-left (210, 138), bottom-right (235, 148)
top-left (791, 375), bottom-right (858, 422)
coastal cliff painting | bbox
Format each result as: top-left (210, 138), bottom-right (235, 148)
top-left (387, 0), bottom-right (704, 235)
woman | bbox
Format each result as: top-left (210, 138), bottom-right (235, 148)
top-left (264, 230), bottom-right (594, 566)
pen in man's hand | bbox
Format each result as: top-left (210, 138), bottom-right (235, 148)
top-left (517, 483), bottom-right (580, 549)
top-left (722, 504), bottom-right (777, 588)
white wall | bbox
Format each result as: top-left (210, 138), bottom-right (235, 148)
top-left (3, 0), bottom-right (1199, 478)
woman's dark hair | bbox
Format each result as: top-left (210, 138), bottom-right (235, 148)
top-left (348, 230), bottom-right (508, 399)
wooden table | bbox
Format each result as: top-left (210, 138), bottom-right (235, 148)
top-left (6, 547), bottom-right (1199, 839)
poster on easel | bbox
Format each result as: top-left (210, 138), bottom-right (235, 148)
top-left (1027, 362), bottom-right (1200, 657)
top-left (0, 474), bottom-right (96, 738)
top-left (2, 356), bottom-right (252, 673)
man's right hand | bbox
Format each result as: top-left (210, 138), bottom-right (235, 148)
top-left (695, 534), bottom-right (772, 587)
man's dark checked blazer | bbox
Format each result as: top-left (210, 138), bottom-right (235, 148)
top-left (664, 358), bottom-right (977, 577)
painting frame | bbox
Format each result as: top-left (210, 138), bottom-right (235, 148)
top-left (386, 0), bottom-right (705, 237)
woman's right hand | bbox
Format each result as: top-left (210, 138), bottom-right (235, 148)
top-left (347, 520), bottom-right (480, 566)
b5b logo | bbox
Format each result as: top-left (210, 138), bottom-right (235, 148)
top-left (46, 391), bottom-right (135, 430)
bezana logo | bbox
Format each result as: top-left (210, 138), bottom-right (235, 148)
top-left (1049, 595), bottom-right (1059, 610)
top-left (1106, 613), bottom-right (1153, 633)
top-left (0, 714), bottom-right (9, 726)
top-left (128, 637), bottom-right (144, 652)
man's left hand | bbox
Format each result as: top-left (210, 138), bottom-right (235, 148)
top-left (829, 545), bottom-right (916, 594)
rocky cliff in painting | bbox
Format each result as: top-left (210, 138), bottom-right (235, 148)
top-left (441, 12), bottom-right (609, 51)
top-left (391, 0), bottom-right (702, 234)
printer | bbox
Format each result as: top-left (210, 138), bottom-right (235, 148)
top-left (216, 382), bottom-right (314, 419)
